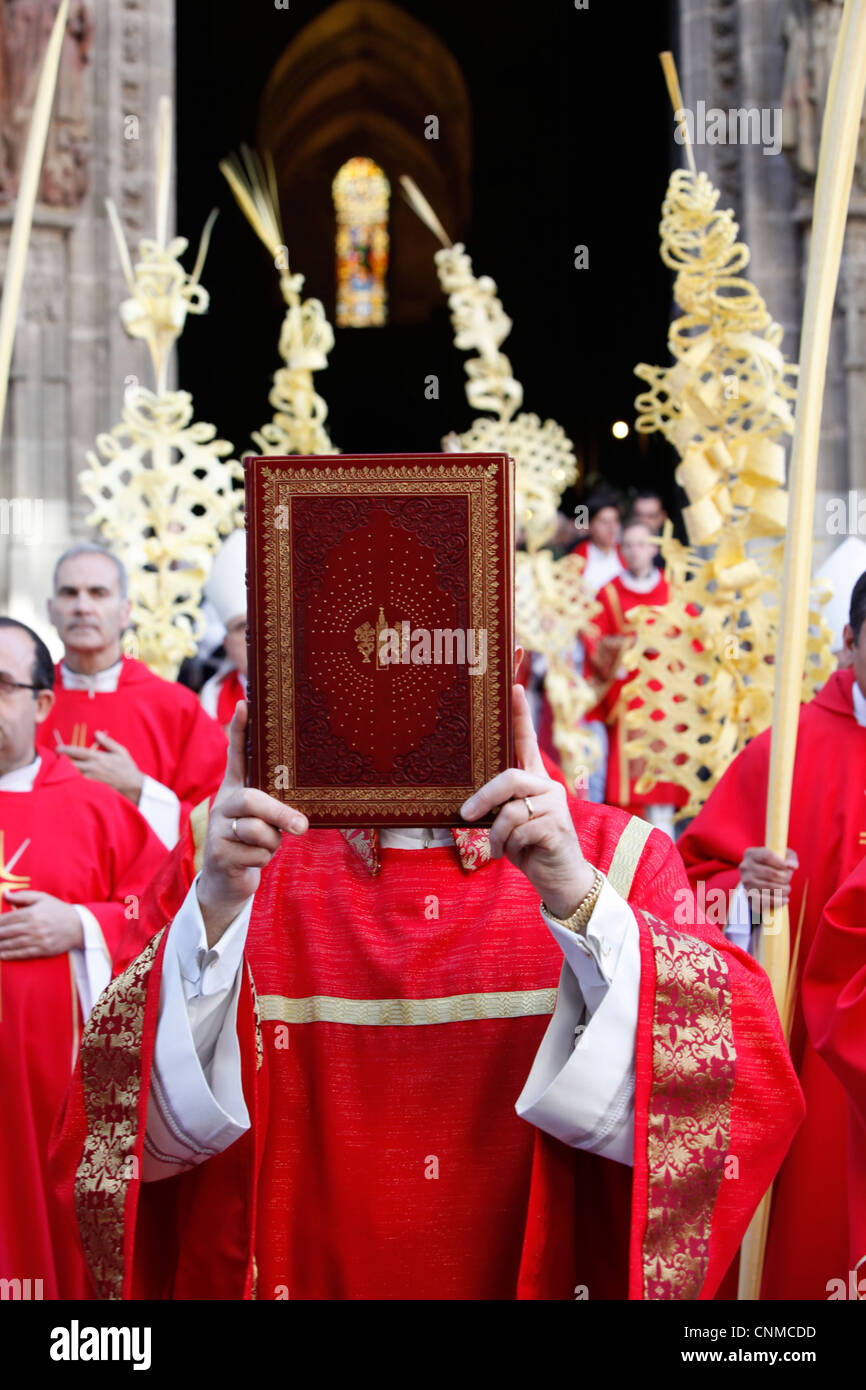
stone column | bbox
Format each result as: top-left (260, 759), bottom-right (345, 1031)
top-left (676, 0), bottom-right (866, 568)
top-left (0, 0), bottom-right (175, 651)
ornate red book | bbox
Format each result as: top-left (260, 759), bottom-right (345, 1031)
top-left (245, 453), bottom-right (514, 826)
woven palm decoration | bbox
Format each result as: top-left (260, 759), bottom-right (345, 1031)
top-left (625, 167), bottom-right (833, 816)
top-left (220, 146), bottom-right (338, 457)
top-left (79, 97), bottom-right (242, 679)
top-left (401, 177), bottom-right (601, 789)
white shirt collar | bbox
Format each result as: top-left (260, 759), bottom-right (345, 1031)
top-left (852, 679), bottom-right (866, 727)
top-left (379, 826), bottom-right (454, 850)
top-left (582, 543), bottom-right (624, 597)
top-left (0, 754), bottom-right (41, 792)
top-left (619, 569), bottom-right (663, 595)
top-left (59, 657), bottom-right (123, 696)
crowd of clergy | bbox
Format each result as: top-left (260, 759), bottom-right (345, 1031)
top-left (1, 490), bottom-right (865, 1301)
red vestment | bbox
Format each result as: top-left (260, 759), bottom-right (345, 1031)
top-left (802, 858), bottom-right (866, 1277)
top-left (37, 657), bottom-right (227, 830)
top-left (0, 750), bottom-right (167, 1298)
top-left (215, 670), bottom-right (244, 731)
top-left (678, 668), bottom-right (866, 1298)
top-left (584, 574), bottom-right (687, 812)
top-left (55, 794), bottom-right (803, 1301)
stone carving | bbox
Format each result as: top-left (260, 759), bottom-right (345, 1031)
top-left (120, 0), bottom-right (146, 238)
top-left (711, 0), bottom-right (742, 210)
top-left (782, 0), bottom-right (866, 189)
top-left (0, 1), bottom-right (91, 208)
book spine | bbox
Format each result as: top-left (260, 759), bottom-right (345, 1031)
top-left (244, 463), bottom-right (257, 790)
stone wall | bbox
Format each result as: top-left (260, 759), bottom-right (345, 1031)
top-left (677, 0), bottom-right (866, 568)
top-left (0, 0), bottom-right (174, 652)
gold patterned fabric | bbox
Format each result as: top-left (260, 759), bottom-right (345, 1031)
top-left (74, 928), bottom-right (166, 1301)
top-left (259, 988), bottom-right (557, 1028)
top-left (249, 966), bottom-right (264, 1072)
top-left (340, 825), bottom-right (493, 877)
top-left (641, 919), bottom-right (736, 1299)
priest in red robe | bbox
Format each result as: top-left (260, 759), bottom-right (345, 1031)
top-left (802, 858), bottom-right (866, 1296)
top-left (571, 489), bottom-right (624, 595)
top-left (584, 522), bottom-right (686, 834)
top-left (0, 617), bottom-right (167, 1300)
top-left (677, 570), bottom-right (866, 1299)
top-left (54, 658), bottom-right (803, 1301)
top-left (559, 490), bottom-right (624, 800)
top-left (38, 544), bottom-right (228, 849)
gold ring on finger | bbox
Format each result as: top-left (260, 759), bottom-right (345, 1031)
top-left (524, 796), bottom-right (535, 821)
top-left (231, 818), bottom-right (240, 841)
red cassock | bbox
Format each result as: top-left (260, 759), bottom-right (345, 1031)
top-left (0, 750), bottom-right (167, 1298)
top-left (678, 668), bottom-right (866, 1299)
top-left (584, 574), bottom-right (688, 812)
top-left (54, 794), bottom-right (803, 1301)
top-left (37, 656), bottom-right (228, 829)
top-left (802, 857), bottom-right (866, 1280)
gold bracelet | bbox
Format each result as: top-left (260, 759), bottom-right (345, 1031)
top-left (542, 867), bottom-right (604, 935)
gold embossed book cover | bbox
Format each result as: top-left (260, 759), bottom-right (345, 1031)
top-left (245, 453), bottom-right (514, 826)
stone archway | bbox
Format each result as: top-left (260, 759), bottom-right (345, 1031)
top-left (256, 0), bottom-right (472, 326)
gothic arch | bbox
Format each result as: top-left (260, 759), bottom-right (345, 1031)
top-left (257, 0), bottom-right (472, 325)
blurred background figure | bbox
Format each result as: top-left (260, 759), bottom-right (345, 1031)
top-left (571, 489), bottom-right (623, 597)
top-left (629, 488), bottom-right (667, 535)
top-left (815, 536), bottom-right (866, 670)
top-left (629, 489), bottom-right (668, 570)
top-left (200, 528), bottom-right (248, 732)
top-left (584, 522), bottom-right (684, 837)
top-left (571, 489), bottom-right (624, 800)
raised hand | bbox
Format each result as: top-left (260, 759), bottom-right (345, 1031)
top-left (460, 684), bottom-right (595, 921)
top-left (196, 700), bottom-right (308, 945)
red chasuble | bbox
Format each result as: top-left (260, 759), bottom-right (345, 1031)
top-left (55, 794), bottom-right (803, 1301)
top-left (37, 657), bottom-right (228, 830)
top-left (584, 574), bottom-right (688, 812)
top-left (802, 858), bottom-right (866, 1280)
top-left (678, 668), bottom-right (866, 1299)
top-left (0, 750), bottom-right (167, 1299)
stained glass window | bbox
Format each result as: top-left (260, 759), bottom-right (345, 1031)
top-left (332, 156), bottom-right (390, 328)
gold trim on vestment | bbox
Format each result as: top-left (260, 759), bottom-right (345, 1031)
top-left (642, 920), bottom-right (735, 1299)
top-left (605, 581), bottom-right (625, 631)
top-left (605, 816), bottom-right (653, 899)
top-left (74, 928), bottom-right (167, 1300)
top-left (615, 710), bottom-right (630, 805)
top-left (248, 965), bottom-right (263, 1071)
top-left (258, 988), bottom-right (557, 1027)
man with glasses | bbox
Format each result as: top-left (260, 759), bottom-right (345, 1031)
top-left (0, 617), bottom-right (165, 1298)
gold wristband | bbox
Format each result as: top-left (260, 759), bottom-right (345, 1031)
top-left (542, 867), bottom-right (604, 935)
